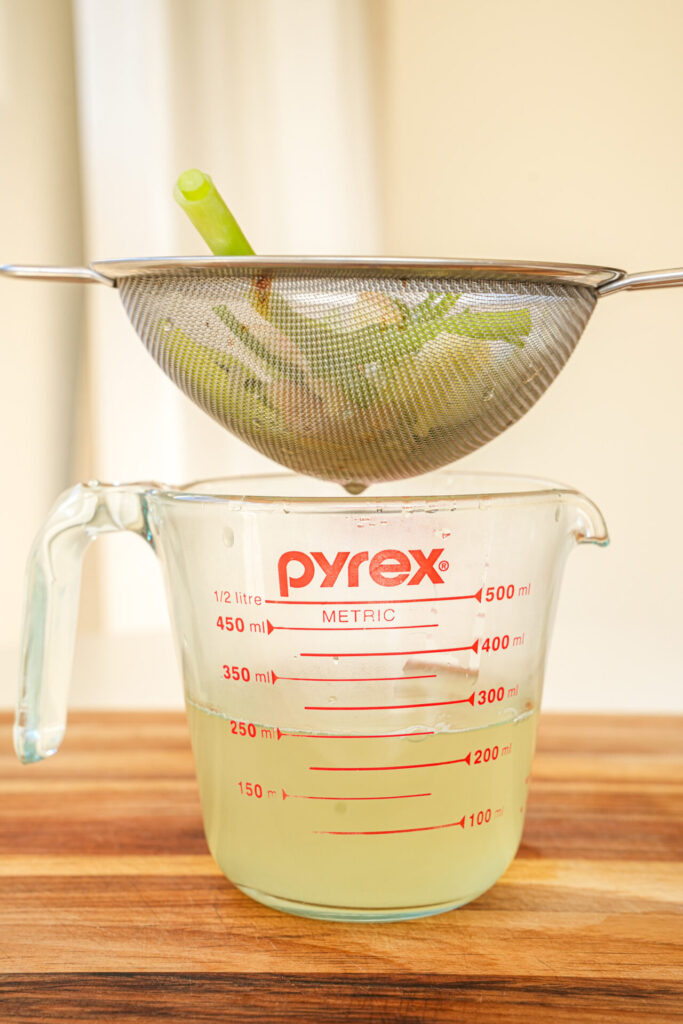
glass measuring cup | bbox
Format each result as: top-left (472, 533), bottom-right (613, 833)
top-left (15, 470), bottom-right (608, 921)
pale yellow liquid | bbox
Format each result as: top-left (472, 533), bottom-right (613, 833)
top-left (187, 701), bottom-right (537, 920)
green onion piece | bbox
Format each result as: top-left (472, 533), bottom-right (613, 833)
top-left (174, 169), bottom-right (254, 255)
top-left (154, 318), bottom-right (283, 438)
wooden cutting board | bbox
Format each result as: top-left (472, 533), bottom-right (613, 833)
top-left (0, 711), bottom-right (681, 1023)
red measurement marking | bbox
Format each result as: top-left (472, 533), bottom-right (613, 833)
top-left (304, 694), bottom-right (475, 712)
top-left (266, 590), bottom-right (482, 607)
top-left (310, 753), bottom-right (471, 772)
top-left (282, 790), bottom-right (430, 801)
top-left (278, 729), bottom-right (435, 740)
top-left (316, 815), bottom-right (466, 836)
top-left (301, 640), bottom-right (478, 659)
top-left (268, 620), bottom-right (436, 633)
top-left (273, 672), bottom-right (437, 683)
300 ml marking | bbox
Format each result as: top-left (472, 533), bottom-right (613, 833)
top-left (477, 685), bottom-right (519, 705)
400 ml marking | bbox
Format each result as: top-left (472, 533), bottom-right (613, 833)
top-left (480, 633), bottom-right (525, 652)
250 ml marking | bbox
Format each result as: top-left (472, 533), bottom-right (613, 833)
top-left (230, 721), bottom-right (278, 739)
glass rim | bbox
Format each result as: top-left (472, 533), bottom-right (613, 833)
top-left (145, 469), bottom-right (587, 510)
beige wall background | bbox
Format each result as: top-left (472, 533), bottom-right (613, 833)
top-left (0, 0), bottom-right (681, 712)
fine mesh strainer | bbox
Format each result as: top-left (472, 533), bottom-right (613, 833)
top-left (2, 257), bottom-right (682, 489)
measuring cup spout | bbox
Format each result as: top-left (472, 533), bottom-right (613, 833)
top-left (14, 482), bottom-right (154, 763)
top-left (565, 491), bottom-right (609, 547)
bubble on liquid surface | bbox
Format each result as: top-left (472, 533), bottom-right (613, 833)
top-left (406, 729), bottom-right (429, 744)
top-left (222, 526), bottom-right (234, 548)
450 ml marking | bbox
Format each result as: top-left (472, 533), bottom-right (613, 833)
top-left (216, 615), bottom-right (267, 634)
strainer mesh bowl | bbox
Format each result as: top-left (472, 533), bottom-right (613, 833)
top-left (119, 267), bottom-right (596, 487)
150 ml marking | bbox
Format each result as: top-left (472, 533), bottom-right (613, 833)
top-left (237, 781), bottom-right (278, 799)
top-left (282, 790), bottom-right (431, 802)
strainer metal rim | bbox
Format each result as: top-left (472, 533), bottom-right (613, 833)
top-left (91, 255), bottom-right (624, 289)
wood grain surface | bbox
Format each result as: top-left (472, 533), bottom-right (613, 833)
top-left (0, 711), bottom-right (681, 1023)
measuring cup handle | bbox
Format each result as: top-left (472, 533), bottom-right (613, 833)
top-left (14, 482), bottom-right (153, 763)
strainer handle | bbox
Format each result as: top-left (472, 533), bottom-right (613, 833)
top-left (0, 264), bottom-right (114, 286)
top-left (598, 267), bottom-right (683, 296)
top-left (14, 483), bottom-right (153, 763)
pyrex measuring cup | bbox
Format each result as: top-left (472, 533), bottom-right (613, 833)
top-left (15, 471), bottom-right (608, 921)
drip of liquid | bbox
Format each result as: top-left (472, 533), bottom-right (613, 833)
top-left (342, 482), bottom-right (367, 495)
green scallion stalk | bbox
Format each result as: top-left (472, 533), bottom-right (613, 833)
top-left (173, 169), bottom-right (254, 255)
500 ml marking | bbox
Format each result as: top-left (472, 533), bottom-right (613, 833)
top-left (485, 583), bottom-right (531, 602)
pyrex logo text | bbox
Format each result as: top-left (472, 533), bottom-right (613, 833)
top-left (277, 548), bottom-right (446, 597)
